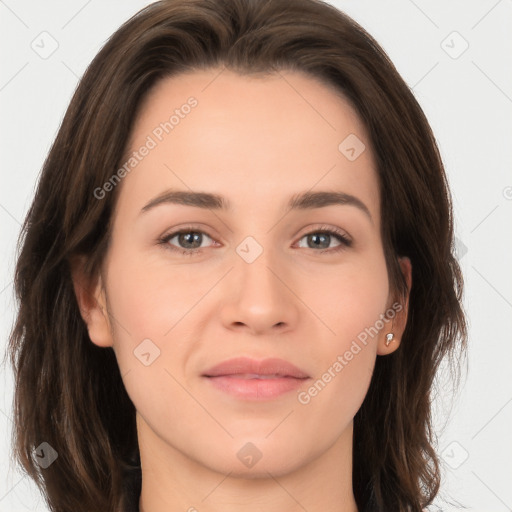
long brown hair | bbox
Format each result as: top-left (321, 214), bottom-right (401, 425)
top-left (7, 0), bottom-right (467, 510)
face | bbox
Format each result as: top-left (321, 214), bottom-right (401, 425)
top-left (75, 68), bottom-right (411, 479)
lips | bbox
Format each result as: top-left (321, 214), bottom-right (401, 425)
top-left (202, 357), bottom-right (311, 400)
top-left (202, 356), bottom-right (310, 379)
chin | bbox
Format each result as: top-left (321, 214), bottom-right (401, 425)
top-left (196, 437), bottom-right (310, 479)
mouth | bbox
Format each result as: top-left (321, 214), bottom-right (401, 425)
top-left (202, 357), bottom-right (310, 400)
top-left (214, 373), bottom-right (305, 379)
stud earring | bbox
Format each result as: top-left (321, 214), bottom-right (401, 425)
top-left (385, 333), bottom-right (395, 347)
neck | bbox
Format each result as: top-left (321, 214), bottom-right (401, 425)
top-left (137, 415), bottom-right (358, 512)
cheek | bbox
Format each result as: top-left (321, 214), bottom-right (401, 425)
top-left (306, 252), bottom-right (390, 342)
top-left (294, 343), bottom-right (376, 449)
top-left (103, 245), bottom-right (222, 386)
top-left (103, 252), bottom-right (202, 431)
top-left (105, 246), bottom-right (206, 336)
top-left (296, 266), bottom-right (388, 433)
top-left (295, 254), bottom-right (388, 420)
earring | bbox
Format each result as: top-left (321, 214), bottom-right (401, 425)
top-left (385, 333), bottom-right (395, 347)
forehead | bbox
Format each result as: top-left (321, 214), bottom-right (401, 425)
top-left (115, 67), bottom-right (380, 225)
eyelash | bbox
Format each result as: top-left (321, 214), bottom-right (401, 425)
top-left (157, 224), bottom-right (353, 257)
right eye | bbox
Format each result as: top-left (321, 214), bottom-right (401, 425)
top-left (158, 228), bottom-right (217, 256)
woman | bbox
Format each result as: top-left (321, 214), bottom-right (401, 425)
top-left (7, 0), bottom-right (467, 511)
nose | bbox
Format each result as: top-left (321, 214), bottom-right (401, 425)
top-left (219, 246), bottom-right (300, 336)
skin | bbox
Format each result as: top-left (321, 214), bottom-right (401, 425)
top-left (73, 68), bottom-right (412, 512)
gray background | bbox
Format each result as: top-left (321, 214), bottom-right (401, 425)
top-left (1, 1), bottom-right (511, 510)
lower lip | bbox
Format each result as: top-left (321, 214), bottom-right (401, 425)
top-left (204, 375), bottom-right (309, 400)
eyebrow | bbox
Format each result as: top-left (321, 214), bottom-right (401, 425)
top-left (140, 189), bottom-right (373, 223)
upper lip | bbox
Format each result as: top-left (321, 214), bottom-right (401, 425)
top-left (202, 357), bottom-right (310, 379)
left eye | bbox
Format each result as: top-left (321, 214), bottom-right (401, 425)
top-left (158, 226), bottom-right (352, 256)
top-left (296, 229), bottom-right (352, 251)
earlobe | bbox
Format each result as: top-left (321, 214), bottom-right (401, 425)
top-left (377, 327), bottom-right (400, 356)
top-left (69, 255), bottom-right (114, 348)
top-left (384, 333), bottom-right (395, 347)
top-left (377, 256), bottom-right (412, 356)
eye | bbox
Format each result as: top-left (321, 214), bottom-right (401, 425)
top-left (158, 227), bottom-right (216, 256)
top-left (295, 225), bottom-right (352, 253)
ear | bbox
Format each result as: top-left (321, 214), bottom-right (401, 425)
top-left (377, 256), bottom-right (412, 355)
top-left (69, 255), bottom-right (114, 348)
